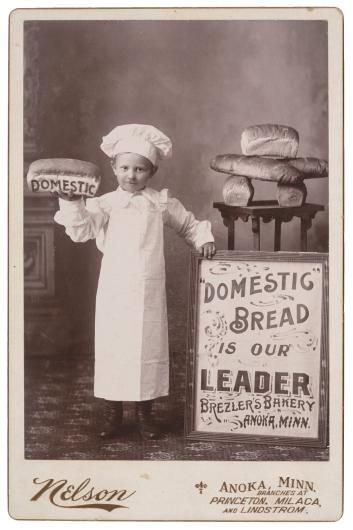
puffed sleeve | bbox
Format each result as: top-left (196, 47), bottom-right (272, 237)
top-left (163, 195), bottom-right (215, 249)
top-left (54, 197), bottom-right (109, 243)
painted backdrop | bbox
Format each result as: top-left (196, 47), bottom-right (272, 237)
top-left (24, 19), bottom-right (328, 359)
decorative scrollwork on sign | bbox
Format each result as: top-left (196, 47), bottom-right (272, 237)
top-left (270, 328), bottom-right (318, 354)
top-left (202, 310), bottom-right (228, 361)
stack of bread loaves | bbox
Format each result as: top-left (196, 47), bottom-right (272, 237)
top-left (211, 124), bottom-right (328, 207)
top-left (27, 158), bottom-right (101, 198)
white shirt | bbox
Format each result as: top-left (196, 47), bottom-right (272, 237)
top-left (54, 186), bottom-right (214, 252)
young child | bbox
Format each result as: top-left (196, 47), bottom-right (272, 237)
top-left (54, 124), bottom-right (216, 440)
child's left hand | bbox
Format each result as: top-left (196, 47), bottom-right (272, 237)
top-left (199, 242), bottom-right (216, 259)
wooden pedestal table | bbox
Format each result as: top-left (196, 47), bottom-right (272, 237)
top-left (213, 200), bottom-right (324, 251)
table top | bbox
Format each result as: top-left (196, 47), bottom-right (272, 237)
top-left (213, 200), bottom-right (325, 216)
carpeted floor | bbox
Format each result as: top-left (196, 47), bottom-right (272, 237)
top-left (24, 353), bottom-right (329, 461)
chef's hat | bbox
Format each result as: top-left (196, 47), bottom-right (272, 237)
top-left (100, 124), bottom-right (172, 166)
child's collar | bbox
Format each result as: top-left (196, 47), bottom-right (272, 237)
top-left (116, 186), bottom-right (160, 208)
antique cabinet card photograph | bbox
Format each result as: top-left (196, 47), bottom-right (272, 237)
top-left (8, 6), bottom-right (343, 522)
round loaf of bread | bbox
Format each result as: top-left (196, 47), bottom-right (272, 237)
top-left (27, 158), bottom-right (101, 197)
top-left (210, 154), bottom-right (303, 185)
top-left (241, 124), bottom-right (299, 158)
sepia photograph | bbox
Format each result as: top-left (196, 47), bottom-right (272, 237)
top-left (8, 7), bottom-right (343, 521)
top-left (23, 15), bottom-right (329, 462)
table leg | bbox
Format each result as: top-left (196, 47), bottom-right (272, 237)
top-left (274, 219), bottom-right (282, 251)
top-left (227, 216), bottom-right (235, 250)
top-left (251, 216), bottom-right (260, 250)
top-left (300, 217), bottom-right (310, 251)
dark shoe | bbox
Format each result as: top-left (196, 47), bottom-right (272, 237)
top-left (97, 400), bottom-right (123, 440)
top-left (135, 400), bottom-right (161, 440)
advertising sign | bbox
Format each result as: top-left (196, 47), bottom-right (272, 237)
top-left (185, 251), bottom-right (328, 446)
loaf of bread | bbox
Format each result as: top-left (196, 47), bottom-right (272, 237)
top-left (222, 175), bottom-right (254, 206)
top-left (27, 158), bottom-right (101, 197)
top-left (285, 157), bottom-right (328, 179)
top-left (210, 154), bottom-right (303, 185)
top-left (277, 183), bottom-right (307, 207)
top-left (241, 124), bottom-right (299, 158)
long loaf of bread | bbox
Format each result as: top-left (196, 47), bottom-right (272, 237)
top-left (241, 124), bottom-right (299, 158)
top-left (285, 157), bottom-right (328, 179)
top-left (210, 154), bottom-right (303, 185)
top-left (27, 158), bottom-right (101, 197)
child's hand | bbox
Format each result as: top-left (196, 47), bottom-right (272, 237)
top-left (52, 191), bottom-right (82, 201)
top-left (199, 242), bottom-right (216, 259)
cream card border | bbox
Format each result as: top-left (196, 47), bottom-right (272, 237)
top-left (8, 6), bottom-right (343, 521)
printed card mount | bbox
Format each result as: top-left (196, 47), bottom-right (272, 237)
top-left (9, 7), bottom-right (342, 522)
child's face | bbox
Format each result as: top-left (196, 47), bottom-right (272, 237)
top-left (112, 153), bottom-right (156, 193)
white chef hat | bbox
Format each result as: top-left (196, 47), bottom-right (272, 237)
top-left (100, 124), bottom-right (172, 166)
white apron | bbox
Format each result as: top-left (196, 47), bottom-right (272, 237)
top-left (93, 194), bottom-right (169, 401)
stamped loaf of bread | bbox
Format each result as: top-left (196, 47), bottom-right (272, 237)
top-left (241, 124), bottom-right (299, 158)
top-left (27, 158), bottom-right (101, 197)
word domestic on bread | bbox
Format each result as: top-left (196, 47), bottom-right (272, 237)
top-left (27, 158), bottom-right (101, 197)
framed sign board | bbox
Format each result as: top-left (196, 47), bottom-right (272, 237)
top-left (185, 251), bottom-right (328, 447)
